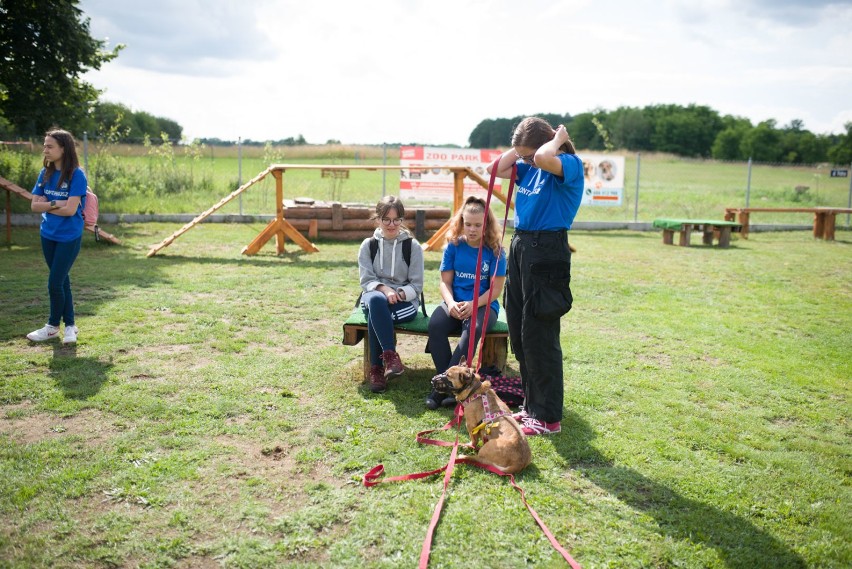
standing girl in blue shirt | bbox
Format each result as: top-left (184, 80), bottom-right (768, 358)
top-left (487, 117), bottom-right (584, 436)
top-left (27, 128), bottom-right (87, 345)
top-left (425, 196), bottom-right (506, 409)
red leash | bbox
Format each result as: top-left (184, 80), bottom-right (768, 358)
top-left (363, 417), bottom-right (583, 569)
top-left (466, 160), bottom-right (516, 369)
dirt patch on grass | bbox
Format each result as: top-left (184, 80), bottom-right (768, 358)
top-left (0, 403), bottom-right (123, 445)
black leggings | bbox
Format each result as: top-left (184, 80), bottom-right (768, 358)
top-left (427, 303), bottom-right (498, 373)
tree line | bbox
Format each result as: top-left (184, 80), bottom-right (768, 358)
top-left (469, 106), bottom-right (852, 165)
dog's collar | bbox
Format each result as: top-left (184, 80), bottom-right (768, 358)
top-left (456, 376), bottom-right (482, 403)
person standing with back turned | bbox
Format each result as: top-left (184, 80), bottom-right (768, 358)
top-left (27, 128), bottom-right (88, 345)
top-left (487, 117), bottom-right (583, 436)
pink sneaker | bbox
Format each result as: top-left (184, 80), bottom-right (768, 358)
top-left (521, 417), bottom-right (561, 436)
top-left (511, 407), bottom-right (529, 422)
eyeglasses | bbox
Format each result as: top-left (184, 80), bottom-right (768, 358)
top-left (381, 217), bottom-right (403, 226)
top-left (515, 151), bottom-right (535, 164)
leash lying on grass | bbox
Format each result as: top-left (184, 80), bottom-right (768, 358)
top-left (363, 404), bottom-right (582, 569)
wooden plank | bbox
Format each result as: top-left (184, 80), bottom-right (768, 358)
top-left (148, 166), bottom-right (273, 256)
top-left (678, 224), bottom-right (692, 246)
top-left (331, 202), bottom-right (343, 230)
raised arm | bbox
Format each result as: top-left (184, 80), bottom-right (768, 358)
top-left (533, 125), bottom-right (571, 177)
top-left (487, 149), bottom-right (520, 179)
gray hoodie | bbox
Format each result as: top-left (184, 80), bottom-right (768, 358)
top-left (359, 227), bottom-right (424, 311)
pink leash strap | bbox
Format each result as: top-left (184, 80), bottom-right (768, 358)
top-left (466, 159), bottom-right (517, 369)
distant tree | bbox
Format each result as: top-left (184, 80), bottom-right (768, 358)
top-left (0, 0), bottom-right (122, 136)
top-left (827, 122), bottom-right (852, 165)
top-left (740, 120), bottom-right (782, 162)
top-left (608, 107), bottom-right (653, 150)
top-left (712, 127), bottom-right (747, 160)
top-left (649, 104), bottom-right (722, 157)
top-left (469, 117), bottom-right (515, 148)
top-left (566, 112), bottom-right (605, 150)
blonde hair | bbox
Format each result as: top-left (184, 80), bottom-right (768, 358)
top-left (446, 196), bottom-right (503, 258)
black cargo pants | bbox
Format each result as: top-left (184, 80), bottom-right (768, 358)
top-left (504, 229), bottom-right (573, 423)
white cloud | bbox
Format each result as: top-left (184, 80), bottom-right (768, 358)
top-left (80, 0), bottom-right (852, 144)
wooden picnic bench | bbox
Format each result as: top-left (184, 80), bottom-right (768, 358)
top-left (723, 207), bottom-right (852, 240)
top-left (652, 219), bottom-right (743, 248)
top-left (342, 304), bottom-right (508, 380)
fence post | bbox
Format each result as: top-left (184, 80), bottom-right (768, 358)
top-left (633, 152), bottom-right (641, 222)
top-left (238, 137), bottom-right (243, 216)
top-left (746, 157), bottom-right (752, 207)
top-left (382, 143), bottom-right (387, 198)
top-left (847, 161), bottom-right (851, 228)
top-left (83, 131), bottom-right (89, 179)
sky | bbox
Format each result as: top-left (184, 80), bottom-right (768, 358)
top-left (78, 0), bottom-right (852, 146)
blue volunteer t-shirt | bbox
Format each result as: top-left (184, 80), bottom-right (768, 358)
top-left (513, 153), bottom-right (584, 231)
top-left (439, 240), bottom-right (507, 314)
top-left (32, 167), bottom-right (87, 242)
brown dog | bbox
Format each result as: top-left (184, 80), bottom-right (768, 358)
top-left (431, 363), bottom-right (532, 474)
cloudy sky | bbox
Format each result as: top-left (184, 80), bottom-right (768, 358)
top-left (79, 0), bottom-right (852, 146)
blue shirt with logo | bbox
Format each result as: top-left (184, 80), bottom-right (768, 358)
top-left (32, 167), bottom-right (87, 242)
top-left (439, 240), bottom-right (507, 314)
top-left (513, 153), bottom-right (584, 231)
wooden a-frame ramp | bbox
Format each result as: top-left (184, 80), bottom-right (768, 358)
top-left (146, 164), bottom-right (513, 258)
top-left (1, 175), bottom-right (121, 245)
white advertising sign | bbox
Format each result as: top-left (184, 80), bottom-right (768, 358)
top-left (399, 146), bottom-right (503, 201)
top-left (400, 147), bottom-right (625, 206)
top-left (579, 154), bottom-right (625, 206)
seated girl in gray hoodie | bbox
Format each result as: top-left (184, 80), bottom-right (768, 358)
top-left (358, 196), bottom-right (425, 393)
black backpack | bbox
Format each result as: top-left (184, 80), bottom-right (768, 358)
top-left (358, 237), bottom-right (427, 316)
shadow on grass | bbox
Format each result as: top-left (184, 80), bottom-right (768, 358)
top-left (550, 411), bottom-right (806, 568)
top-left (47, 345), bottom-right (112, 400)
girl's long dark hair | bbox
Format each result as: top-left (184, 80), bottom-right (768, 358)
top-left (42, 128), bottom-right (80, 189)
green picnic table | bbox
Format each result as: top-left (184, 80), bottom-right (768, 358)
top-left (652, 219), bottom-right (742, 248)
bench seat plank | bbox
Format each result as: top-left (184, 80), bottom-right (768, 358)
top-left (343, 303), bottom-right (508, 378)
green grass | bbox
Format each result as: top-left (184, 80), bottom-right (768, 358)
top-left (1, 224), bottom-right (850, 568)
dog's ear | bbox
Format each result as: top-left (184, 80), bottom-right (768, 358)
top-left (459, 355), bottom-right (467, 367)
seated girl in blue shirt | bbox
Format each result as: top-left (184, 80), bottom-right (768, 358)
top-left (425, 196), bottom-right (507, 409)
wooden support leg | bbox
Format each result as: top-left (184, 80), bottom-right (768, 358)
top-left (738, 212), bottom-right (750, 239)
top-left (363, 340), bottom-right (371, 380)
top-left (678, 225), bottom-right (692, 247)
top-left (813, 212), bottom-right (826, 239)
top-left (423, 218), bottom-right (452, 251)
top-left (702, 226), bottom-right (714, 245)
top-left (718, 226), bottom-right (732, 248)
top-left (662, 229), bottom-right (674, 245)
top-left (481, 337), bottom-right (508, 372)
top-left (825, 213), bottom-right (837, 240)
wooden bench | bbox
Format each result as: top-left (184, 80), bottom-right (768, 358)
top-left (724, 207), bottom-right (852, 240)
top-left (342, 304), bottom-right (508, 379)
top-left (652, 219), bottom-right (743, 248)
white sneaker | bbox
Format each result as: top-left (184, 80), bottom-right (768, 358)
top-left (63, 325), bottom-right (78, 345)
top-left (27, 324), bottom-right (60, 342)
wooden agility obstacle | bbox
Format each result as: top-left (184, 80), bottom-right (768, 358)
top-left (146, 164), bottom-right (514, 257)
top-left (0, 175), bottom-right (120, 245)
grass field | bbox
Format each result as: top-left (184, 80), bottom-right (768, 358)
top-left (1, 223), bottom-right (849, 568)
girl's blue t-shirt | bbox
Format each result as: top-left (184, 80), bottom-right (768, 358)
top-left (513, 153), bottom-right (584, 231)
top-left (439, 240), bottom-right (507, 314)
top-left (32, 167), bottom-right (87, 242)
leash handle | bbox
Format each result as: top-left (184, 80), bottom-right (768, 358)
top-left (467, 159), bottom-right (517, 369)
